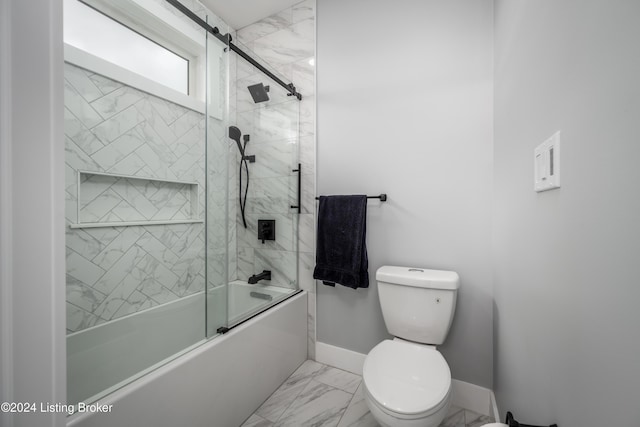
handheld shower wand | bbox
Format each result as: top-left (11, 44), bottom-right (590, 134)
top-left (228, 126), bottom-right (244, 156)
top-left (228, 126), bottom-right (250, 229)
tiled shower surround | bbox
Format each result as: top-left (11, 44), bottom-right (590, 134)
top-left (64, 62), bottom-right (215, 333)
top-left (65, 0), bottom-right (317, 352)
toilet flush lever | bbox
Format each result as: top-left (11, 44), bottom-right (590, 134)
top-left (408, 268), bottom-right (424, 272)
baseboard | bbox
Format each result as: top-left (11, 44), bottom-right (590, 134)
top-left (315, 341), bottom-right (494, 417)
top-left (490, 389), bottom-right (500, 422)
top-left (315, 342), bottom-right (366, 375)
top-left (450, 380), bottom-right (492, 417)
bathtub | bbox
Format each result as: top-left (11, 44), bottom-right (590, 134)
top-left (67, 283), bottom-right (306, 427)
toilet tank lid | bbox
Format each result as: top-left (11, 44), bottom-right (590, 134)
top-left (376, 266), bottom-right (460, 290)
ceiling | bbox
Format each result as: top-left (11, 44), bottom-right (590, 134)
top-left (201, 0), bottom-right (302, 30)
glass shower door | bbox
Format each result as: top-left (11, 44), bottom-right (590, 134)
top-left (64, 0), bottom-right (227, 406)
top-left (205, 19), bottom-right (231, 337)
top-left (227, 41), bottom-right (301, 328)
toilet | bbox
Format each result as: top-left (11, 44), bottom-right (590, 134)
top-left (362, 266), bottom-right (460, 427)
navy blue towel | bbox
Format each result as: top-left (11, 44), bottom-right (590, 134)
top-left (313, 195), bottom-right (369, 289)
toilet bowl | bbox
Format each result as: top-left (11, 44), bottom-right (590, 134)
top-left (363, 266), bottom-right (460, 427)
top-left (362, 339), bottom-right (452, 427)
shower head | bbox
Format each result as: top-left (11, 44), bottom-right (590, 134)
top-left (228, 126), bottom-right (244, 155)
top-left (247, 83), bottom-right (270, 103)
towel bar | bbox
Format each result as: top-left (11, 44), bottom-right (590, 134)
top-left (315, 194), bottom-right (387, 201)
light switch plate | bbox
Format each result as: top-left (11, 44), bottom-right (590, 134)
top-left (534, 131), bottom-right (561, 192)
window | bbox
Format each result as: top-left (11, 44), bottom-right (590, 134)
top-left (64, 0), bottom-right (189, 94)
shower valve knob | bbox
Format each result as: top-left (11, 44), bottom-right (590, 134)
top-left (257, 219), bottom-right (276, 244)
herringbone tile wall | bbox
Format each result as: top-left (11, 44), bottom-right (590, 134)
top-left (64, 62), bottom-right (218, 333)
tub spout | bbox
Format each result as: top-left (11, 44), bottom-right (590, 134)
top-left (248, 270), bottom-right (271, 284)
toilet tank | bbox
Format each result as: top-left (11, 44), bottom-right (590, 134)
top-left (376, 266), bottom-right (460, 345)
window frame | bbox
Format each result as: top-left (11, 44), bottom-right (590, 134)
top-left (63, 0), bottom-right (224, 118)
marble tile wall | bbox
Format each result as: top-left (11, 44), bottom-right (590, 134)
top-left (233, 94), bottom-right (299, 291)
top-left (234, 0), bottom-right (316, 357)
top-left (153, 0), bottom-right (232, 292)
top-left (78, 173), bottom-right (198, 223)
top-left (64, 63), bottom-right (227, 333)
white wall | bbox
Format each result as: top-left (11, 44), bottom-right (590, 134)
top-left (0, 1), bottom-right (66, 427)
top-left (316, 0), bottom-right (494, 388)
top-left (493, 1), bottom-right (640, 425)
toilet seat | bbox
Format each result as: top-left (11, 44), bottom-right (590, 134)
top-left (363, 339), bottom-right (451, 417)
top-left (363, 382), bottom-right (451, 421)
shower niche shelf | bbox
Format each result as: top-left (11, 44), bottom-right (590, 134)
top-left (69, 170), bottom-right (203, 229)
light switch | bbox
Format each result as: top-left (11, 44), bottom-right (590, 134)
top-left (534, 131), bottom-right (561, 192)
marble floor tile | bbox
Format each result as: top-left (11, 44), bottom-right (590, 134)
top-left (276, 380), bottom-right (352, 427)
top-left (256, 382), bottom-right (306, 422)
top-left (241, 414), bottom-right (273, 427)
top-left (313, 366), bottom-right (361, 394)
top-left (336, 384), bottom-right (379, 427)
top-left (464, 409), bottom-right (493, 427)
top-left (284, 359), bottom-right (326, 389)
top-left (441, 405), bottom-right (466, 427)
top-left (246, 361), bottom-right (494, 427)
top-left (255, 360), bottom-right (324, 422)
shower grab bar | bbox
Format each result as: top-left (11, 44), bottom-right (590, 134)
top-left (290, 164), bottom-right (302, 214)
top-left (315, 194), bottom-right (388, 201)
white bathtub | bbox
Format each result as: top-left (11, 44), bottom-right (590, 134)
top-left (67, 284), bottom-right (306, 427)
